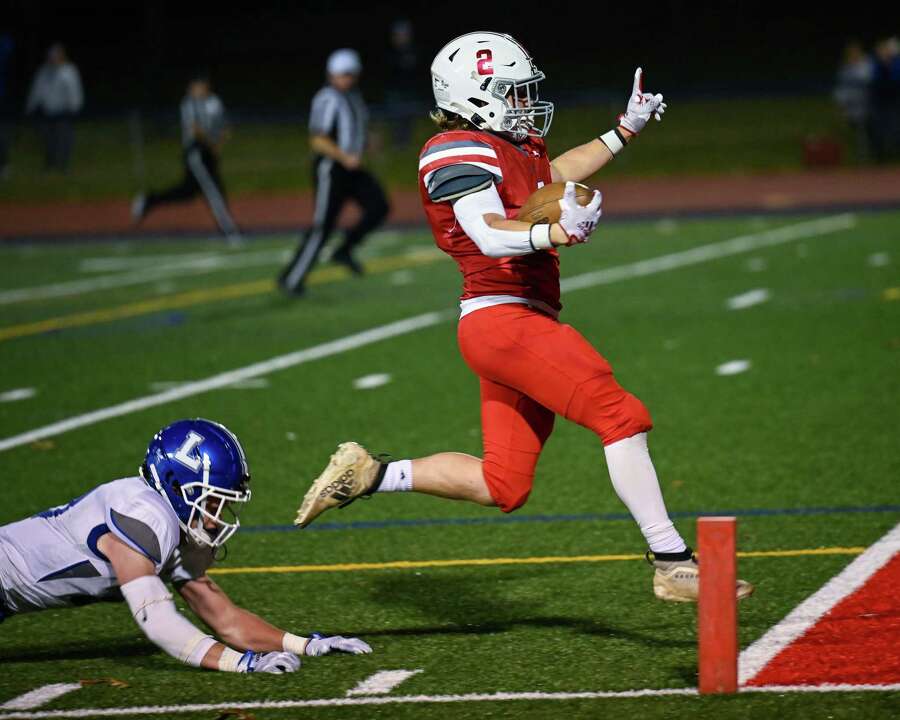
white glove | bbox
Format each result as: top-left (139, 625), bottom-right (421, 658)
top-left (618, 68), bottom-right (666, 134)
top-left (236, 650), bottom-right (301, 674)
top-left (305, 633), bottom-right (373, 656)
top-left (557, 182), bottom-right (602, 245)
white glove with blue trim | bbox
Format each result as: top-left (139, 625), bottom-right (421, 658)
top-left (236, 650), bottom-right (301, 674)
top-left (305, 632), bottom-right (373, 656)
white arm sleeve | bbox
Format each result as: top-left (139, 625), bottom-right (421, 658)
top-left (121, 575), bottom-right (216, 668)
top-left (453, 184), bottom-right (552, 258)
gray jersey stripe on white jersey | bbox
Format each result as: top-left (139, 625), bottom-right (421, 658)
top-left (38, 560), bottom-right (101, 582)
top-left (110, 508), bottom-right (163, 563)
top-left (0, 477), bottom-right (199, 614)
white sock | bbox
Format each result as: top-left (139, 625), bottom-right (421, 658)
top-left (376, 459), bottom-right (413, 493)
top-left (603, 433), bottom-right (687, 554)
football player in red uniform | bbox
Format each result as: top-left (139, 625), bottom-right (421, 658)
top-left (296, 32), bottom-right (752, 602)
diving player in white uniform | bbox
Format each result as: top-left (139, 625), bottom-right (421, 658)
top-left (0, 418), bottom-right (371, 674)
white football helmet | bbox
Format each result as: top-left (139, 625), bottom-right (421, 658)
top-left (431, 31), bottom-right (553, 141)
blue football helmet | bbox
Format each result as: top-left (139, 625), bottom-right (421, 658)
top-left (140, 419), bottom-right (251, 548)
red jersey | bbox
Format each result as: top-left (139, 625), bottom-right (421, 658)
top-left (417, 129), bottom-right (560, 311)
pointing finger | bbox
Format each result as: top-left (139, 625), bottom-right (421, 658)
top-left (632, 67), bottom-right (643, 95)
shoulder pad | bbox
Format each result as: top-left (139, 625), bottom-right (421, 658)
top-left (427, 163), bottom-right (495, 202)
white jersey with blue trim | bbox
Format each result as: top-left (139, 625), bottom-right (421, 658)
top-left (0, 477), bottom-right (214, 615)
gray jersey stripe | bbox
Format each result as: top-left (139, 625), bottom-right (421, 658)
top-left (420, 139), bottom-right (493, 159)
top-left (110, 508), bottom-right (162, 563)
top-left (38, 560), bottom-right (101, 582)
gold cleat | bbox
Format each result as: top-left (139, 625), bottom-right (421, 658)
top-left (648, 551), bottom-right (755, 603)
top-left (294, 442), bottom-right (386, 528)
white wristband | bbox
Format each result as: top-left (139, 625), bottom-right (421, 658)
top-left (218, 647), bottom-right (243, 672)
top-left (529, 223), bottom-right (553, 251)
top-left (283, 632), bottom-right (310, 655)
top-left (599, 129), bottom-right (625, 156)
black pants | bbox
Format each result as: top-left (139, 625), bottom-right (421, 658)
top-left (40, 113), bottom-right (75, 172)
top-left (280, 158), bottom-right (389, 291)
top-left (145, 142), bottom-right (240, 239)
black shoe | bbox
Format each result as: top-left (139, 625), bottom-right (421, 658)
top-left (332, 246), bottom-right (364, 276)
top-left (277, 269), bottom-right (306, 298)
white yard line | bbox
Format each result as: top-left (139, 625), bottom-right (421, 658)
top-left (346, 669), bottom-right (423, 696)
top-left (739, 521), bottom-right (900, 685)
top-left (560, 214), bottom-right (855, 293)
top-left (0, 312), bottom-right (450, 453)
top-left (0, 685), bottom-right (82, 711)
top-left (0, 249), bottom-right (290, 305)
top-left (1, 684), bottom-right (899, 719)
top-left (0, 215), bottom-right (856, 455)
top-left (79, 252), bottom-right (225, 273)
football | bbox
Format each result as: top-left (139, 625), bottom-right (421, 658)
top-left (516, 182), bottom-right (594, 224)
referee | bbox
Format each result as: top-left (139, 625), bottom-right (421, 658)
top-left (132, 72), bottom-right (241, 243)
top-left (278, 49), bottom-right (389, 296)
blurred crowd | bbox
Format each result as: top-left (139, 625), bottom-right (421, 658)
top-left (834, 36), bottom-right (900, 162)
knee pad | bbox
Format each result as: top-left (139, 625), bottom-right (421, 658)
top-left (607, 392), bottom-right (653, 444)
top-left (482, 458), bottom-right (533, 513)
top-left (567, 374), bottom-right (653, 445)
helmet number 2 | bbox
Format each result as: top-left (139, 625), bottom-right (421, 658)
top-left (476, 49), bottom-right (493, 76)
top-left (173, 431), bottom-right (205, 473)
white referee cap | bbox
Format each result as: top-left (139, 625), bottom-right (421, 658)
top-left (327, 49), bottom-right (362, 76)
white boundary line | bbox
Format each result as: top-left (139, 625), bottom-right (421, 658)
top-left (739, 521), bottom-right (900, 685)
top-left (1, 684), bottom-right (898, 719)
top-left (0, 215), bottom-right (855, 454)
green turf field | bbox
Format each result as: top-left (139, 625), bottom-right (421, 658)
top-left (0, 210), bottom-right (898, 718)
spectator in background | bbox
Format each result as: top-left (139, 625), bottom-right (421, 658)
top-left (25, 43), bottom-right (83, 173)
top-left (870, 36), bottom-right (900, 162)
top-left (385, 19), bottom-right (420, 148)
top-left (132, 72), bottom-right (242, 244)
top-left (833, 41), bottom-right (874, 161)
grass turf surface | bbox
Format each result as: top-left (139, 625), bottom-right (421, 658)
top-left (0, 210), bottom-right (898, 717)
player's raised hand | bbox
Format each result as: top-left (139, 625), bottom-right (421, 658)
top-left (236, 650), bottom-right (301, 674)
top-left (618, 68), bottom-right (667, 134)
top-left (305, 633), bottom-right (373, 656)
top-left (557, 182), bottom-right (602, 245)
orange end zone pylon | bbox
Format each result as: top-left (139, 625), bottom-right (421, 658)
top-left (698, 516), bottom-right (738, 694)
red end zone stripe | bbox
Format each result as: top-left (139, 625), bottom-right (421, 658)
top-left (748, 553), bottom-right (900, 686)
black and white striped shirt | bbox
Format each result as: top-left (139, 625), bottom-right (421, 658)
top-left (180, 94), bottom-right (226, 148)
top-left (308, 86), bottom-right (368, 157)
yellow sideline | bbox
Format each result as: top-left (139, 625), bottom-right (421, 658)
top-left (0, 248), bottom-right (445, 342)
top-left (207, 546), bottom-right (867, 576)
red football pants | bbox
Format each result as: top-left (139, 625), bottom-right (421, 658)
top-left (457, 304), bottom-right (652, 512)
